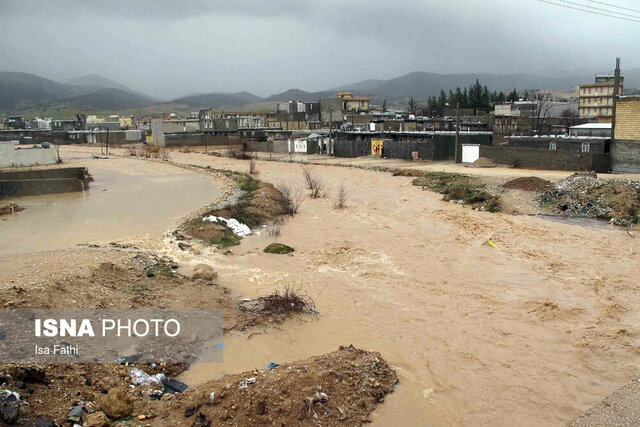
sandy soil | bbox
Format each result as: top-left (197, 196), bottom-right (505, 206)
top-left (4, 144), bottom-right (640, 425)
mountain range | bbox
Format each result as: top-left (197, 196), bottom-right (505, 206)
top-left (1, 69), bottom-right (639, 115)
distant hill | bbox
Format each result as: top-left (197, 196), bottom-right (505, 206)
top-left (336, 69), bottom-right (640, 102)
top-left (0, 71), bottom-right (157, 113)
top-left (171, 91), bottom-right (263, 110)
top-left (0, 72), bottom-right (74, 111)
top-left (57, 88), bottom-right (154, 111)
top-left (65, 74), bottom-right (155, 100)
top-left (263, 89), bottom-right (336, 103)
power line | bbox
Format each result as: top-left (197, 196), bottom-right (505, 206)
top-left (557, 0), bottom-right (640, 19)
top-left (584, 0), bottom-right (640, 14)
top-left (533, 0), bottom-right (640, 22)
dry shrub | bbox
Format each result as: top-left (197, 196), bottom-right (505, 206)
top-left (258, 286), bottom-right (315, 315)
top-left (301, 165), bottom-right (325, 198)
top-left (275, 183), bottom-right (304, 215)
top-left (334, 184), bottom-right (347, 209)
top-left (267, 222), bottom-right (281, 237)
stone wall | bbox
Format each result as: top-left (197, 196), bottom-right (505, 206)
top-left (0, 167), bottom-right (88, 197)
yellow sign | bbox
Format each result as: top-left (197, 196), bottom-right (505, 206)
top-left (371, 138), bottom-right (383, 156)
top-left (146, 135), bottom-right (154, 143)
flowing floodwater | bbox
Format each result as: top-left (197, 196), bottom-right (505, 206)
top-left (0, 156), bottom-right (221, 255)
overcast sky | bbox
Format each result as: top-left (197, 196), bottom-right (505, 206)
top-left (1, 0), bottom-right (639, 99)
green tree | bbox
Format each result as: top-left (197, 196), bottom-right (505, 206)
top-left (407, 97), bottom-right (417, 114)
top-left (382, 99), bottom-right (387, 112)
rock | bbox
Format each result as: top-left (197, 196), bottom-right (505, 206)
top-left (14, 367), bottom-right (47, 384)
top-left (99, 388), bottom-right (133, 419)
top-left (263, 243), bottom-right (295, 254)
top-left (0, 396), bottom-right (19, 424)
top-left (84, 411), bottom-right (110, 427)
top-left (192, 264), bottom-right (217, 281)
top-left (256, 401), bottom-right (266, 415)
top-left (184, 406), bottom-right (196, 417)
top-left (192, 413), bottom-right (211, 427)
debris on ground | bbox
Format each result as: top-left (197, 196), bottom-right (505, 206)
top-left (202, 216), bottom-right (251, 237)
top-left (502, 177), bottom-right (553, 192)
top-left (539, 172), bottom-right (640, 226)
top-left (0, 203), bottom-right (24, 216)
top-left (180, 172), bottom-right (286, 247)
top-left (162, 345), bottom-right (397, 426)
top-left (466, 157), bottom-right (498, 168)
top-left (192, 263), bottom-right (218, 281)
top-left (263, 243), bottom-right (295, 254)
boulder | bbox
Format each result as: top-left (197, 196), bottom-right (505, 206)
top-left (84, 411), bottom-right (110, 427)
top-left (99, 388), bottom-right (133, 419)
top-left (0, 393), bottom-right (19, 424)
top-left (192, 264), bottom-right (217, 281)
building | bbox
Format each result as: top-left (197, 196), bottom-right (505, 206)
top-left (320, 92), bottom-right (371, 124)
top-left (336, 92), bottom-right (370, 112)
top-left (611, 95), bottom-right (640, 173)
top-left (579, 75), bottom-right (624, 123)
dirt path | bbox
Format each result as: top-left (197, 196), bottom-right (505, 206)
top-left (12, 145), bottom-right (640, 425)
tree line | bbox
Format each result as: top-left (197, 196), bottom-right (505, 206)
top-left (406, 79), bottom-right (532, 115)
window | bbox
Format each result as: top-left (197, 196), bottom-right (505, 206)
top-left (581, 142), bottom-right (590, 153)
top-left (549, 142), bottom-right (557, 150)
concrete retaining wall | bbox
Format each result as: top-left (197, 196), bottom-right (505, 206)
top-left (479, 145), bottom-right (610, 172)
top-left (0, 167), bottom-right (89, 197)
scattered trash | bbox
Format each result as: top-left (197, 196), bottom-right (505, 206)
top-left (314, 387), bottom-right (328, 403)
top-left (202, 215), bottom-right (251, 237)
top-left (92, 155), bottom-right (109, 160)
top-left (209, 392), bottom-right (215, 402)
top-left (239, 377), bottom-right (257, 389)
top-left (66, 405), bottom-right (83, 423)
top-left (266, 362), bottom-right (280, 370)
top-left (487, 239), bottom-right (499, 250)
top-left (116, 354), bottom-right (140, 365)
top-left (129, 368), bottom-right (164, 386)
top-left (161, 377), bottom-right (188, 394)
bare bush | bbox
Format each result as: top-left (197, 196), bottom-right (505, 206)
top-left (275, 183), bottom-right (304, 216)
top-left (249, 158), bottom-right (258, 175)
top-left (301, 165), bottom-right (314, 190)
top-left (267, 222), bottom-right (281, 237)
top-left (310, 178), bottom-right (326, 199)
top-left (334, 184), bottom-right (347, 209)
top-left (301, 165), bottom-right (325, 198)
top-left (258, 286), bottom-right (315, 315)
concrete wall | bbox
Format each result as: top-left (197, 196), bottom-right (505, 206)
top-left (611, 140), bottom-right (640, 173)
top-left (244, 140), bottom-right (290, 153)
top-left (508, 136), bottom-right (609, 153)
top-left (163, 133), bottom-right (241, 147)
top-left (479, 145), bottom-right (610, 172)
top-left (0, 130), bottom-right (73, 145)
top-left (0, 141), bottom-right (57, 167)
top-left (0, 167), bottom-right (88, 197)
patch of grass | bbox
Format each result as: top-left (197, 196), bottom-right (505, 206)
top-left (264, 243), bottom-right (295, 254)
top-left (412, 172), bottom-right (501, 212)
top-left (144, 262), bottom-right (176, 278)
top-left (208, 227), bottom-right (241, 247)
top-left (122, 282), bottom-right (150, 295)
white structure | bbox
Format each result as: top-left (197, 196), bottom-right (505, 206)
top-left (461, 144), bottom-right (480, 163)
top-left (0, 141), bottom-right (57, 167)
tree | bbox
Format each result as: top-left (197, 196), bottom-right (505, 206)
top-left (382, 99), bottom-right (387, 112)
top-left (407, 97), bottom-right (417, 114)
top-left (532, 93), bottom-right (553, 134)
top-left (507, 88), bottom-right (519, 103)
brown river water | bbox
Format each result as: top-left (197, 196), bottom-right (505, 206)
top-left (5, 147), bottom-right (640, 426)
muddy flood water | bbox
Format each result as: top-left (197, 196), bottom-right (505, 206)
top-left (3, 146), bottom-right (640, 426)
top-left (0, 154), bottom-right (221, 255)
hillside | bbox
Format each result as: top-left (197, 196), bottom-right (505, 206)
top-left (171, 91), bottom-right (262, 110)
top-left (263, 89), bottom-right (336, 103)
top-left (56, 88), bottom-right (154, 110)
top-left (0, 72), bottom-right (74, 111)
top-left (65, 74), bottom-right (155, 100)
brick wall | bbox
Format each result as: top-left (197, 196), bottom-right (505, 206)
top-left (615, 97), bottom-right (640, 140)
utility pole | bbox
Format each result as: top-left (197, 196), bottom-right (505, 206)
top-left (454, 102), bottom-right (460, 163)
top-left (329, 108), bottom-right (333, 156)
top-left (611, 57), bottom-right (621, 141)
